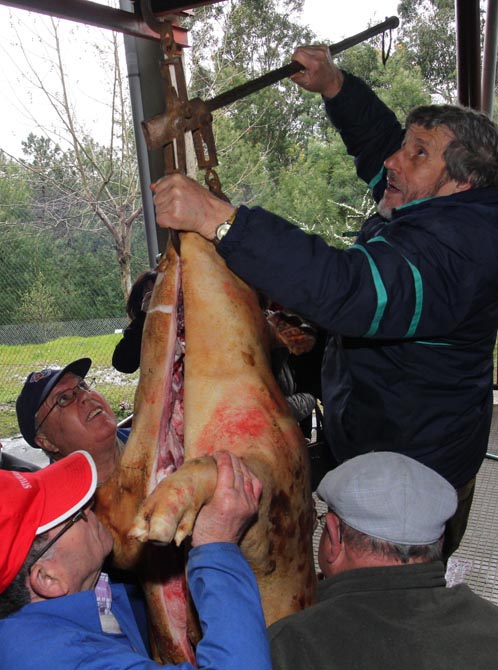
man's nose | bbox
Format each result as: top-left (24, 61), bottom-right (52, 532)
top-left (384, 148), bottom-right (400, 171)
top-left (77, 387), bottom-right (93, 404)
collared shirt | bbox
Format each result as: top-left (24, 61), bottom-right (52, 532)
top-left (95, 571), bottom-right (122, 634)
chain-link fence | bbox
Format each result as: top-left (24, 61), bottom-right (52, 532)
top-left (0, 317), bottom-right (140, 441)
top-left (0, 231), bottom-right (149, 441)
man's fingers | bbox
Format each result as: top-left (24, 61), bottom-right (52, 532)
top-left (212, 450), bottom-right (236, 487)
top-left (212, 451), bottom-right (262, 502)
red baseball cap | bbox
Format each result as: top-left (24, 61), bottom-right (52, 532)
top-left (0, 450), bottom-right (97, 593)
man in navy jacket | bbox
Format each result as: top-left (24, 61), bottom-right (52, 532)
top-left (151, 46), bottom-right (498, 560)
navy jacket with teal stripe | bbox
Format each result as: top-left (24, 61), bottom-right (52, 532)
top-left (217, 72), bottom-right (498, 489)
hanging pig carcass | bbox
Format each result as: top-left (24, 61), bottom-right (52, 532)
top-left (95, 232), bottom-right (316, 664)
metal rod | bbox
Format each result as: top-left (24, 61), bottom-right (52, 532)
top-left (206, 16), bottom-right (400, 112)
top-left (456, 0), bottom-right (481, 109)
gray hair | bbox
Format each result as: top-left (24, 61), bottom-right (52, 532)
top-left (406, 104), bottom-right (498, 188)
top-left (341, 521), bottom-right (443, 564)
top-left (0, 532), bottom-right (49, 619)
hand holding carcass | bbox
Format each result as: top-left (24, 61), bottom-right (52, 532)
top-left (192, 451), bottom-right (262, 546)
top-left (152, 174), bottom-right (236, 240)
top-left (128, 451), bottom-right (262, 547)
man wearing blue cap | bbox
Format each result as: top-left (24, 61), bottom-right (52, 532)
top-left (268, 452), bottom-right (498, 670)
top-left (16, 358), bottom-right (127, 483)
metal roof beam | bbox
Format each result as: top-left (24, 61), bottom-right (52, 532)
top-left (0, 0), bottom-right (191, 42)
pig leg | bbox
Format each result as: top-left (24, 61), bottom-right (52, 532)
top-left (129, 456), bottom-right (217, 546)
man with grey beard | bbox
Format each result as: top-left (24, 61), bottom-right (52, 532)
top-left (151, 46), bottom-right (498, 562)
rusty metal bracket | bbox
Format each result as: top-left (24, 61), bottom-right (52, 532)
top-left (140, 0), bottom-right (226, 198)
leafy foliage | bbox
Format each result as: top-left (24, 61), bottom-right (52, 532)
top-left (185, 0), bottom-right (432, 242)
top-left (397, 0), bottom-right (459, 101)
top-left (1, 0), bottom-right (485, 330)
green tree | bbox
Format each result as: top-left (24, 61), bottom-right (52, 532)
top-left (397, 0), bottom-right (459, 101)
top-left (9, 16), bottom-right (144, 300)
top-left (185, 1), bottom-right (432, 243)
top-left (16, 271), bottom-right (61, 337)
top-left (0, 150), bottom-right (32, 222)
top-left (186, 0), bottom-right (318, 202)
top-left (0, 147), bottom-right (148, 326)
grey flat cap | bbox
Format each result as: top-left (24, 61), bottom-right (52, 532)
top-left (317, 452), bottom-right (458, 545)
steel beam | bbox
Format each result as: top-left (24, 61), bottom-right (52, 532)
top-left (0, 0), bottom-right (195, 44)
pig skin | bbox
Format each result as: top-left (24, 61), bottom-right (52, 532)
top-left (96, 232), bottom-right (316, 664)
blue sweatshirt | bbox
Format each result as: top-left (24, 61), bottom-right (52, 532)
top-left (0, 543), bottom-right (270, 670)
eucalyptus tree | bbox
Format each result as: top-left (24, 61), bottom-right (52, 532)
top-left (185, 0), bottom-right (317, 204)
top-left (397, 0), bottom-right (459, 102)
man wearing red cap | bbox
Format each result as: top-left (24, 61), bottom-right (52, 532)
top-left (16, 358), bottom-right (127, 483)
top-left (0, 450), bottom-right (270, 670)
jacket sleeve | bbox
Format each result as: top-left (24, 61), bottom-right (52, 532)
top-left (218, 202), bottom-right (490, 342)
top-left (112, 312), bottom-right (146, 373)
top-left (188, 543), bottom-right (271, 670)
top-left (324, 71), bottom-right (404, 201)
top-left (218, 205), bottom-right (382, 337)
top-left (3, 555), bottom-right (269, 670)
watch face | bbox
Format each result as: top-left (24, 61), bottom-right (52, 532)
top-left (216, 222), bottom-right (231, 240)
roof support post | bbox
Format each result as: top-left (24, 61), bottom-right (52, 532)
top-left (481, 0), bottom-right (498, 116)
top-left (120, 0), bottom-right (167, 264)
top-left (456, 0), bottom-right (481, 109)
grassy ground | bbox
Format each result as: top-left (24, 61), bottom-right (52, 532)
top-left (2, 333), bottom-right (498, 440)
top-left (0, 334), bottom-right (139, 438)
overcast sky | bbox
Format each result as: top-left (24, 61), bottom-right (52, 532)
top-left (0, 0), bottom-right (400, 157)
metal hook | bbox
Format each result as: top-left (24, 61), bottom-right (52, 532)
top-left (140, 0), bottom-right (177, 40)
top-left (381, 20), bottom-right (394, 66)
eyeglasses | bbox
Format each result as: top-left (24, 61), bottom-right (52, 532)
top-left (28, 507), bottom-right (89, 572)
top-left (35, 378), bottom-right (96, 435)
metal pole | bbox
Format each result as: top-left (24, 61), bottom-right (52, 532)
top-left (207, 16), bottom-right (400, 112)
top-left (120, 0), bottom-right (159, 268)
top-left (456, 0), bottom-right (482, 109)
top-left (481, 0), bottom-right (498, 116)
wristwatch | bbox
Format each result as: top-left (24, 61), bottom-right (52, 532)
top-left (213, 208), bottom-right (238, 245)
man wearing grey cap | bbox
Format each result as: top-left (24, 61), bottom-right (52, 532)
top-left (268, 452), bottom-right (498, 670)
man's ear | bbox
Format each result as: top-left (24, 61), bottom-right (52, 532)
top-left (454, 180), bottom-right (472, 193)
top-left (323, 512), bottom-right (344, 565)
top-left (28, 561), bottom-right (69, 600)
top-left (34, 433), bottom-right (60, 457)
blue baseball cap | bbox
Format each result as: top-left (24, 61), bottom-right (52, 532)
top-left (16, 358), bottom-right (92, 448)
